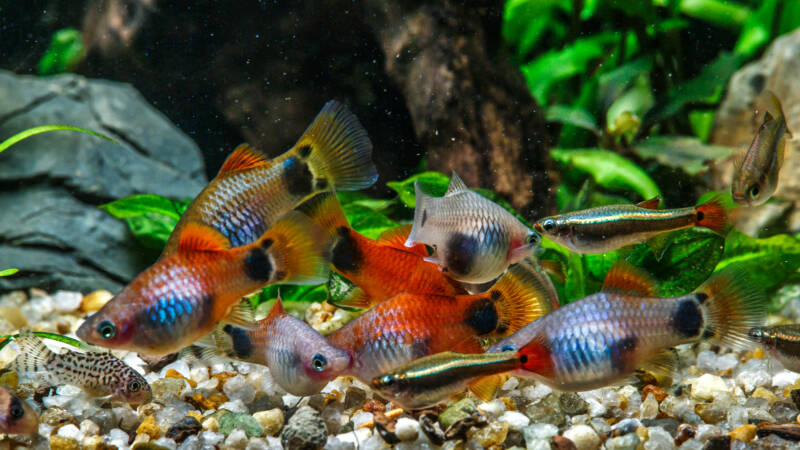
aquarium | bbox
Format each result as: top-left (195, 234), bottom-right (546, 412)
top-left (1, 1), bottom-right (799, 449)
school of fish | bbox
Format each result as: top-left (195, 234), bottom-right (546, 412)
top-left (0, 95), bottom-right (793, 435)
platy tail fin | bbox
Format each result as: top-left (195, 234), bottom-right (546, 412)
top-left (294, 100), bottom-right (378, 191)
top-left (295, 192), bottom-right (350, 242)
top-left (405, 182), bottom-right (433, 247)
top-left (695, 196), bottom-right (729, 235)
top-left (485, 262), bottom-right (559, 338)
top-left (13, 331), bottom-right (53, 373)
top-left (263, 211), bottom-right (331, 285)
top-left (696, 267), bottom-right (766, 349)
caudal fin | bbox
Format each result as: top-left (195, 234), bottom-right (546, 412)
top-left (485, 262), bottom-right (559, 338)
top-left (695, 196), bottom-right (729, 235)
top-left (294, 100), bottom-right (378, 191)
top-left (262, 211), bottom-right (331, 285)
top-left (13, 331), bottom-right (53, 373)
top-left (696, 267), bottom-right (766, 349)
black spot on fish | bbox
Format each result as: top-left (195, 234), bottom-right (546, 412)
top-left (332, 227), bottom-right (361, 273)
top-left (261, 238), bottom-right (273, 250)
top-left (283, 156), bottom-right (313, 196)
top-left (244, 248), bottom-right (273, 281)
top-left (519, 354), bottom-right (528, 364)
top-left (314, 177), bottom-right (329, 191)
top-left (224, 325), bottom-right (254, 359)
top-left (421, 209), bottom-right (428, 227)
top-left (490, 290), bottom-right (501, 301)
top-left (445, 232), bottom-right (478, 277)
top-left (298, 145), bottom-right (313, 159)
top-left (672, 299), bottom-right (703, 338)
top-left (608, 336), bottom-right (637, 371)
top-left (465, 298), bottom-right (499, 335)
top-left (274, 270), bottom-right (286, 281)
top-left (696, 210), bottom-right (704, 222)
top-left (695, 292), bottom-right (709, 304)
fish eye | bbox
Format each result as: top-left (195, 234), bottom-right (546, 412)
top-left (97, 321), bottom-right (117, 340)
top-left (128, 381), bottom-right (141, 393)
top-left (526, 232), bottom-right (541, 246)
top-left (541, 219), bottom-right (556, 233)
top-left (748, 184), bottom-right (760, 198)
top-left (311, 353), bottom-right (328, 372)
top-left (500, 345), bottom-right (517, 352)
top-left (9, 401), bottom-right (24, 419)
top-left (381, 375), bottom-right (394, 386)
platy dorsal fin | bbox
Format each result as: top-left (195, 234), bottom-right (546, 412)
top-left (379, 225), bottom-right (427, 256)
top-left (601, 261), bottom-right (657, 296)
top-left (445, 171), bottom-right (470, 196)
top-left (469, 374), bottom-right (508, 402)
top-left (223, 300), bottom-right (256, 329)
top-left (267, 294), bottom-right (286, 318)
top-left (218, 144), bottom-right (269, 174)
top-left (177, 223), bottom-right (230, 252)
top-left (636, 197), bottom-right (662, 209)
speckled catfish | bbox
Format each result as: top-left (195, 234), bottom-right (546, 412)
top-left (748, 325), bottom-right (800, 372)
top-left (13, 331), bottom-right (152, 405)
top-left (490, 263), bottom-right (765, 391)
top-left (0, 385), bottom-right (38, 435)
top-left (162, 100), bottom-right (378, 255)
top-left (77, 212), bottom-right (330, 355)
top-left (405, 172), bottom-right (541, 284)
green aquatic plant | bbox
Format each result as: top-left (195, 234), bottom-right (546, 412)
top-left (0, 125), bottom-right (117, 155)
top-left (38, 27), bottom-right (86, 75)
top-left (0, 268), bottom-right (18, 277)
top-left (0, 331), bottom-right (89, 353)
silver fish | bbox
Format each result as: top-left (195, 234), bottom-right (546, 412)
top-left (748, 324), bottom-right (800, 372)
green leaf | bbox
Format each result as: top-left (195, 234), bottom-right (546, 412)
top-left (673, 0), bottom-right (751, 29)
top-left (625, 228), bottom-right (725, 296)
top-left (714, 230), bottom-right (800, 298)
top-left (688, 110), bottom-right (716, 142)
top-left (503, 0), bottom-right (571, 58)
top-left (343, 204), bottom-right (400, 240)
top-left (387, 171), bottom-right (450, 209)
top-left (778, 1), bottom-right (800, 35)
top-left (0, 124), bottom-right (118, 155)
top-left (551, 148), bottom-right (661, 200)
top-left (0, 268), bottom-right (18, 277)
top-left (734, 0), bottom-right (779, 58)
top-left (605, 75), bottom-right (654, 137)
top-left (546, 105), bottom-right (600, 133)
top-left (634, 136), bottom-right (733, 175)
top-left (0, 332), bottom-right (89, 353)
top-left (564, 252), bottom-right (586, 302)
top-left (258, 284), bottom-right (328, 305)
top-left (336, 191), bottom-right (396, 213)
top-left (99, 194), bottom-right (190, 250)
top-left (37, 28), bottom-right (86, 75)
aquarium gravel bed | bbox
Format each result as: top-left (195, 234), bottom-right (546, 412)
top-left (3, 288), bottom-right (800, 450)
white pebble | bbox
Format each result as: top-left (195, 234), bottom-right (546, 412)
top-left (691, 374), bottom-right (729, 401)
top-left (52, 291), bottom-right (83, 313)
top-left (644, 426), bottom-right (674, 450)
top-left (772, 370), bottom-right (800, 389)
top-left (394, 417), bottom-right (419, 441)
top-left (522, 382), bottom-right (552, 401)
top-left (108, 428), bottom-right (130, 449)
top-left (160, 360), bottom-right (192, 379)
top-left (200, 430), bottom-right (225, 446)
top-left (57, 423), bottom-right (82, 440)
top-left (360, 434), bottom-right (389, 450)
top-left (224, 429), bottom-right (249, 449)
top-left (79, 419), bottom-right (99, 436)
top-left (640, 393), bottom-right (659, 420)
top-left (501, 377), bottom-right (519, 391)
top-left (477, 399), bottom-right (505, 417)
top-left (153, 437), bottom-right (178, 450)
top-left (190, 366), bottom-right (210, 384)
top-left (246, 436), bottom-right (270, 450)
top-left (499, 411), bottom-right (530, 431)
top-left (219, 399), bottom-right (249, 414)
top-left (562, 424), bottom-right (600, 450)
top-left (524, 423), bottom-right (559, 440)
top-left (335, 427), bottom-right (371, 446)
top-left (351, 411), bottom-right (374, 429)
top-left (196, 378), bottom-right (219, 391)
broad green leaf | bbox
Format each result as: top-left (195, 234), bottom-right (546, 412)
top-left (0, 268), bottom-right (18, 277)
top-left (671, 0), bottom-right (751, 29)
top-left (0, 125), bottom-right (117, 154)
top-left (546, 105), bottom-right (600, 133)
top-left (564, 252), bottom-right (586, 302)
top-left (37, 28), bottom-right (85, 75)
top-left (258, 284), bottom-right (328, 305)
top-left (343, 204), bottom-right (400, 240)
top-left (387, 171), bottom-right (450, 209)
top-left (551, 148), bottom-right (661, 200)
top-left (734, 0), bottom-right (779, 58)
top-left (714, 231), bottom-right (800, 299)
top-left (503, 0), bottom-right (571, 57)
top-left (597, 58), bottom-right (652, 110)
top-left (123, 215), bottom-right (178, 250)
top-left (605, 75), bottom-right (654, 136)
top-left (688, 110), bottom-right (716, 142)
top-left (778, 1), bottom-right (800, 35)
top-left (634, 136), bottom-right (733, 175)
top-left (626, 228), bottom-right (725, 296)
top-left (100, 194), bottom-right (188, 221)
top-left (336, 191), bottom-right (396, 213)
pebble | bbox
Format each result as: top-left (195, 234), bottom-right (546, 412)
top-left (439, 397), bottom-right (476, 428)
top-left (466, 420), bottom-right (509, 447)
top-left (165, 416), bottom-right (202, 443)
top-left (50, 435), bottom-right (81, 450)
top-left (253, 408), bottom-right (284, 436)
top-left (561, 424), bottom-right (600, 450)
top-left (52, 290), bottom-right (83, 312)
top-left (200, 430), bottom-right (225, 446)
top-left (219, 412), bottom-right (264, 437)
top-left (729, 424), bottom-right (756, 442)
top-left (138, 415), bottom-right (162, 440)
top-left (224, 429), bottom-right (250, 449)
top-left (282, 406), bottom-right (327, 450)
top-left (640, 393), bottom-right (659, 420)
top-left (394, 417), bottom-right (420, 441)
top-left (500, 410), bottom-right (530, 431)
top-left (691, 374), bottom-right (729, 401)
top-left (478, 399), bottom-right (506, 417)
top-left (605, 433), bottom-right (639, 450)
top-left (559, 392), bottom-right (589, 415)
top-left (203, 417), bottom-right (220, 432)
top-left (81, 290), bottom-right (113, 312)
top-left (81, 435), bottom-right (110, 450)
top-left (643, 426), bottom-right (674, 450)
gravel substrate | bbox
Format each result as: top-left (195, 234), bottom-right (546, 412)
top-left (2, 289), bottom-right (800, 450)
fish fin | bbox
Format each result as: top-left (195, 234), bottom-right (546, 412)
top-left (295, 192), bottom-right (350, 242)
top-left (696, 267), bottom-right (766, 349)
top-left (445, 171), bottom-right (470, 196)
top-left (378, 225), bottom-right (426, 255)
top-left (262, 211), bottom-right (331, 285)
top-left (638, 348), bottom-right (678, 378)
top-left (539, 260), bottom-right (566, 285)
top-left (177, 223), bottom-right (231, 253)
top-left (218, 144), bottom-right (270, 174)
top-left (405, 182), bottom-right (433, 247)
top-left (645, 232), bottom-right (673, 259)
top-left (13, 331), bottom-right (53, 373)
top-left (294, 100), bottom-right (378, 191)
top-left (601, 261), bottom-right (657, 297)
top-left (329, 286), bottom-right (373, 309)
top-left (636, 197), bottom-right (662, 209)
top-left (469, 374), bottom-right (509, 402)
top-left (222, 301), bottom-right (256, 329)
top-left (762, 91), bottom-right (790, 134)
top-left (486, 263), bottom-right (559, 338)
top-left (695, 195), bottom-right (729, 235)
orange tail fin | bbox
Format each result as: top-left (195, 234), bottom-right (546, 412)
top-left (262, 211), bottom-right (331, 285)
top-left (695, 196), bottom-right (729, 235)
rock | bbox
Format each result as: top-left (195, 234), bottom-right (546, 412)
top-left (51, 291), bottom-right (83, 312)
top-left (82, 435), bottom-right (114, 450)
top-left (394, 417), bottom-right (419, 441)
top-left (729, 424), bottom-right (757, 443)
top-left (691, 374), bottom-right (729, 401)
top-left (0, 70), bottom-right (206, 293)
top-left (466, 420), bottom-right (509, 447)
top-left (702, 435), bottom-right (731, 450)
top-left (50, 435), bottom-right (81, 450)
top-left (499, 410), bottom-right (530, 431)
top-left (561, 424), bottom-right (600, 450)
top-left (552, 435), bottom-right (579, 450)
top-left (80, 419), bottom-right (101, 437)
top-left (219, 413), bottom-right (264, 438)
top-left (224, 429), bottom-right (250, 449)
top-left (640, 393), bottom-right (659, 420)
top-left (559, 392), bottom-right (588, 415)
top-left (138, 415), bottom-right (162, 440)
top-left (605, 433), bottom-right (639, 450)
top-left (253, 409), bottom-right (283, 437)
top-left (151, 378), bottom-right (187, 402)
top-left (40, 407), bottom-right (76, 427)
top-left (643, 426), bottom-right (674, 450)
top-left (438, 397), bottom-right (476, 429)
top-left (343, 388), bottom-right (367, 410)
top-left (711, 28), bottom-right (800, 233)
top-left (165, 417), bottom-right (202, 443)
top-left (477, 399), bottom-right (506, 417)
top-left (281, 406), bottom-right (327, 450)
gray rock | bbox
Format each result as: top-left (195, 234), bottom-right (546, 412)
top-left (281, 406), bottom-right (326, 450)
top-left (0, 70), bottom-right (206, 293)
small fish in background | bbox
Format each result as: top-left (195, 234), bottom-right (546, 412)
top-left (371, 350), bottom-right (521, 410)
top-left (162, 100), bottom-right (378, 255)
top-left (0, 385), bottom-right (38, 435)
top-left (297, 192), bottom-right (466, 308)
top-left (533, 196), bottom-right (728, 254)
top-left (748, 325), bottom-right (800, 372)
top-left (12, 332), bottom-right (151, 405)
top-left (405, 172), bottom-right (541, 284)
top-left (77, 211), bottom-right (330, 355)
top-left (209, 296), bottom-right (351, 396)
top-left (490, 263), bottom-right (765, 391)
top-left (327, 262), bottom-right (556, 383)
top-left (732, 90), bottom-right (792, 206)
